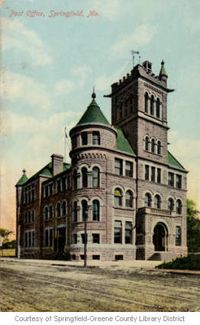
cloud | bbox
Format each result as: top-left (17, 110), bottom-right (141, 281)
top-left (2, 17), bottom-right (52, 66)
top-left (0, 70), bottom-right (52, 110)
top-left (112, 24), bottom-right (158, 55)
top-left (55, 80), bottom-right (75, 95)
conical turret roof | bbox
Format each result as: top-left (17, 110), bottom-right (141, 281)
top-left (16, 169), bottom-right (28, 186)
top-left (77, 91), bottom-right (110, 126)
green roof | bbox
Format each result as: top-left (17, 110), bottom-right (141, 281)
top-left (16, 170), bottom-right (28, 186)
top-left (168, 151), bottom-right (185, 170)
top-left (159, 60), bottom-right (168, 77)
top-left (77, 92), bottom-right (110, 126)
top-left (115, 128), bottom-right (135, 155)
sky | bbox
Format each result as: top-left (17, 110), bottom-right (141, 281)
top-left (0, 0), bottom-right (200, 233)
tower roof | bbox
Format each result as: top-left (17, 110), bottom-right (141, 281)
top-left (159, 60), bottom-right (168, 78)
top-left (77, 91), bottom-right (110, 126)
top-left (16, 169), bottom-right (28, 186)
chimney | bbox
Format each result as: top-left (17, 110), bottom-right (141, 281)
top-left (51, 154), bottom-right (64, 176)
top-left (142, 60), bottom-right (152, 73)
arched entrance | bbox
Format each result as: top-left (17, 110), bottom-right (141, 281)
top-left (153, 223), bottom-right (168, 251)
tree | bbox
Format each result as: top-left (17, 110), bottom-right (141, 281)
top-left (187, 199), bottom-right (200, 252)
top-left (0, 228), bottom-right (13, 247)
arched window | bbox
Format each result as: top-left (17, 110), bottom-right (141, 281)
top-left (82, 167), bottom-right (88, 188)
top-left (176, 199), bottom-right (182, 214)
top-left (154, 195), bottom-right (161, 209)
top-left (56, 202), bottom-right (61, 218)
top-left (92, 200), bottom-right (100, 221)
top-left (145, 193), bottom-right (152, 207)
top-left (114, 188), bottom-right (123, 207)
top-left (73, 201), bottom-right (78, 222)
top-left (81, 200), bottom-right (88, 220)
top-left (62, 201), bottom-right (66, 216)
top-left (157, 140), bottom-right (161, 155)
top-left (73, 169), bottom-right (78, 190)
top-left (150, 95), bottom-right (154, 115)
top-left (168, 198), bottom-right (174, 212)
top-left (145, 136), bottom-right (149, 151)
top-left (151, 139), bottom-right (155, 153)
top-left (92, 131), bottom-right (100, 145)
top-left (144, 92), bottom-right (149, 113)
top-left (125, 190), bottom-right (133, 208)
top-left (49, 205), bottom-right (53, 219)
top-left (156, 98), bottom-right (160, 118)
top-left (92, 167), bottom-right (100, 188)
top-left (44, 206), bottom-right (48, 220)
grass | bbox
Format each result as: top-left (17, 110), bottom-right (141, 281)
top-left (0, 248), bottom-right (16, 257)
top-left (157, 254), bottom-right (200, 271)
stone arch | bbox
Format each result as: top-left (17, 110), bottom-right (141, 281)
top-left (153, 222), bottom-right (168, 251)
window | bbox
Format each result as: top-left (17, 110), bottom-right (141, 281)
top-left (73, 170), bottom-right (79, 190)
top-left (168, 198), bottom-right (174, 212)
top-left (176, 199), bottom-right (182, 214)
top-left (44, 206), bottom-right (48, 220)
top-left (144, 92), bottom-right (149, 113)
top-left (92, 200), bottom-right (100, 221)
top-left (114, 221), bottom-right (122, 244)
top-left (92, 131), bottom-right (100, 145)
top-left (151, 139), bottom-right (155, 153)
top-left (24, 230), bottom-right (35, 248)
top-left (31, 210), bottom-right (35, 223)
top-left (154, 195), bottom-right (161, 209)
top-left (176, 175), bottom-right (182, 189)
top-left (115, 158), bottom-right (123, 176)
top-left (145, 136), bottom-right (149, 151)
top-left (114, 188), bottom-right (123, 207)
top-left (125, 222), bottom-right (132, 244)
top-left (92, 234), bottom-right (100, 244)
top-left (82, 167), bottom-right (88, 188)
top-left (92, 255), bottom-right (100, 260)
top-left (168, 172), bottom-right (174, 187)
top-left (125, 190), bottom-right (133, 208)
top-left (151, 167), bottom-right (155, 182)
top-left (157, 141), bottom-right (161, 155)
top-left (57, 180), bottom-right (61, 193)
top-left (44, 228), bottom-right (53, 247)
top-left (81, 200), bottom-right (88, 220)
top-left (125, 161), bottom-right (133, 177)
top-left (62, 201), bottom-right (66, 216)
top-left (92, 167), bottom-right (100, 187)
top-left (156, 168), bottom-right (161, 184)
top-left (145, 165), bottom-right (149, 180)
top-left (81, 132), bottom-right (88, 145)
top-left (145, 193), bottom-right (152, 207)
top-left (175, 226), bottom-right (181, 246)
top-left (56, 202), bottom-right (61, 218)
top-left (81, 233), bottom-right (87, 244)
top-left (73, 201), bottom-right (78, 222)
top-left (156, 98), bottom-right (160, 118)
top-left (72, 135), bottom-right (77, 148)
top-left (49, 205), bottom-right (53, 219)
top-left (150, 95), bottom-right (154, 115)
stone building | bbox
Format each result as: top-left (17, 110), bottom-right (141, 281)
top-left (16, 60), bottom-right (188, 261)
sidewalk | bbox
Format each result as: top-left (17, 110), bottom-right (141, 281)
top-left (1, 257), bottom-right (200, 275)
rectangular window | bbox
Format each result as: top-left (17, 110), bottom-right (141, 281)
top-left (157, 168), bottom-right (161, 184)
top-left (145, 165), bottom-right (149, 180)
top-left (45, 229), bottom-right (48, 247)
top-left (92, 131), bottom-right (100, 145)
top-left (92, 233), bottom-right (100, 244)
top-left (125, 222), bottom-right (132, 244)
top-left (168, 172), bottom-right (174, 187)
top-left (72, 135), bottom-right (77, 148)
top-left (175, 226), bottom-right (181, 246)
top-left (81, 234), bottom-right (87, 244)
top-left (73, 234), bottom-right (77, 244)
top-left (25, 232), bottom-right (28, 248)
top-left (115, 158), bottom-right (123, 176)
top-left (151, 167), bottom-right (155, 182)
top-left (32, 231), bottom-right (35, 247)
top-left (176, 175), bottom-right (182, 189)
top-left (81, 132), bottom-right (88, 145)
top-left (49, 229), bottom-right (53, 247)
top-left (125, 161), bottom-right (133, 177)
top-left (114, 221), bottom-right (122, 244)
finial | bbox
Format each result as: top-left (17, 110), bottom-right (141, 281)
top-left (92, 87), bottom-right (96, 99)
top-left (161, 60), bottom-right (165, 66)
top-left (22, 169), bottom-right (26, 174)
top-left (159, 60), bottom-right (168, 79)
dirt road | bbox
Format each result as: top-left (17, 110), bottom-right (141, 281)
top-left (0, 259), bottom-right (199, 312)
